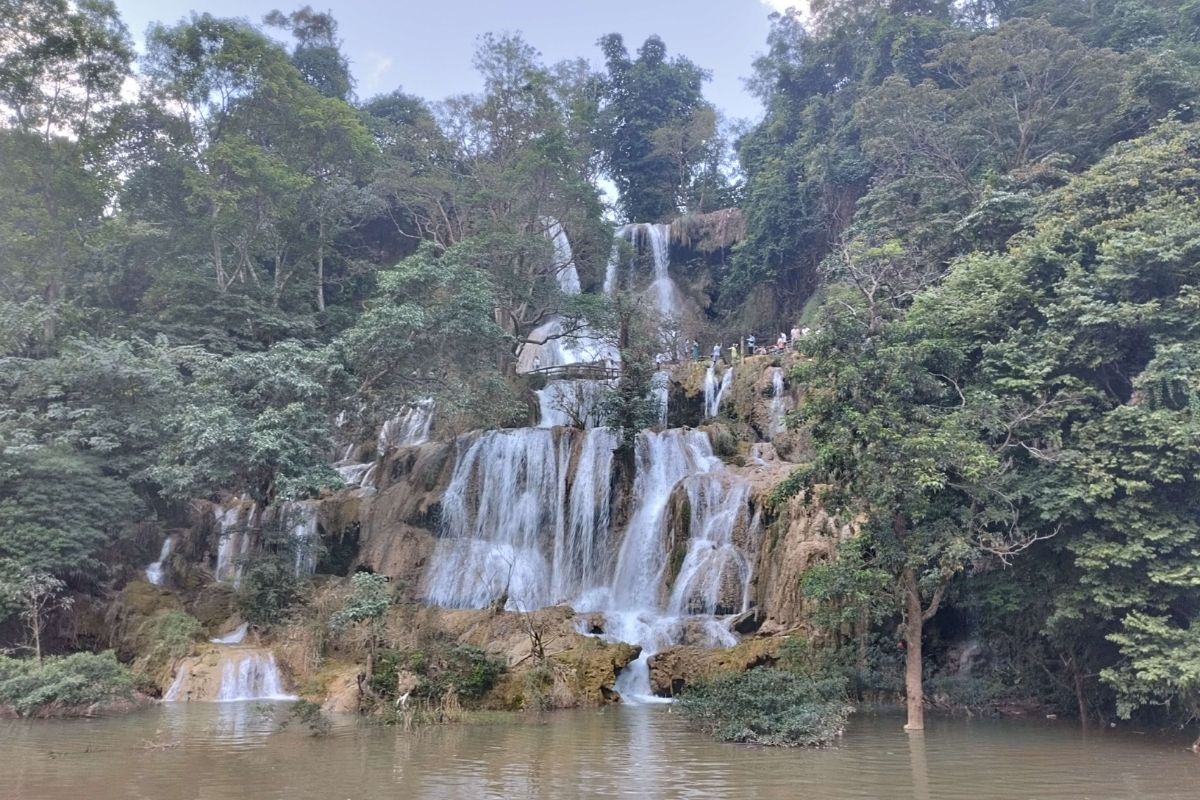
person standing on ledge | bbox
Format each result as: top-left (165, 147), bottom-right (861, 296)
top-left (729, 343), bottom-right (739, 363)
top-left (711, 343), bottom-right (721, 365)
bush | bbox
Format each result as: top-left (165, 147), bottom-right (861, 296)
top-left (237, 556), bottom-right (307, 626)
top-left (0, 652), bottom-right (136, 716)
top-left (678, 667), bottom-right (852, 747)
top-left (371, 642), bottom-right (505, 705)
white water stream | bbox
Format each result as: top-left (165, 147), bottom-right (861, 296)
top-left (145, 535), bottom-right (175, 586)
top-left (424, 425), bottom-right (756, 703)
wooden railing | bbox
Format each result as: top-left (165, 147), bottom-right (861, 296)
top-left (526, 362), bottom-right (621, 381)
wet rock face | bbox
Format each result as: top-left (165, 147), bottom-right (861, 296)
top-left (647, 637), bottom-right (782, 697)
top-left (750, 493), bottom-right (853, 631)
top-left (345, 439), bottom-right (459, 597)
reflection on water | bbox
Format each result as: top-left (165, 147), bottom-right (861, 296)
top-left (3, 703), bottom-right (1198, 800)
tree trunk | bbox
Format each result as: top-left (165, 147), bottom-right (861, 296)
top-left (902, 566), bottom-right (925, 732)
top-left (1070, 655), bottom-right (1089, 730)
top-left (32, 604), bottom-right (42, 665)
top-left (316, 221), bottom-right (326, 312)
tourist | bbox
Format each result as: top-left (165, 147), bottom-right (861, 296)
top-left (776, 332), bottom-right (787, 350)
top-left (729, 343), bottom-right (739, 363)
top-left (711, 344), bottom-right (721, 365)
top-left (790, 325), bottom-right (801, 348)
top-left (692, 340), bottom-right (701, 362)
top-left (747, 334), bottom-right (756, 354)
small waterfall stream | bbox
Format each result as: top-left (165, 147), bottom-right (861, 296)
top-left (703, 366), bottom-right (733, 418)
top-left (145, 535), bottom-right (176, 586)
top-left (766, 367), bottom-right (789, 436)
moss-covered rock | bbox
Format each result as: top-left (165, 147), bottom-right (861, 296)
top-left (648, 635), bottom-right (785, 697)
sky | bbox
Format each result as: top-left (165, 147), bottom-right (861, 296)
top-left (114, 0), bottom-right (800, 123)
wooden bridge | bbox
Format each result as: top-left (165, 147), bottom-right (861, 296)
top-left (526, 362), bottom-right (621, 381)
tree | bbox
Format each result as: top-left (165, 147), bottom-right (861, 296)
top-left (1, 569), bottom-right (73, 663)
top-left (597, 34), bottom-right (713, 221)
top-left (0, 0), bottom-right (134, 341)
top-left (151, 341), bottom-right (345, 506)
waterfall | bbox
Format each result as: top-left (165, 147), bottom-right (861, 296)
top-left (426, 427), bottom-right (621, 610)
top-left (608, 223), bottom-right (684, 322)
top-left (704, 366), bottom-right (733, 418)
top-left (546, 217), bottom-right (580, 295)
top-left (378, 399), bottom-right (434, 453)
top-left (607, 430), bottom-right (720, 610)
top-left (767, 367), bottom-right (788, 436)
top-left (652, 370), bottom-right (669, 425)
top-left (422, 424), bottom-right (759, 703)
top-left (278, 500), bottom-right (318, 576)
top-left (554, 427), bottom-right (620, 602)
top-left (536, 379), bottom-right (609, 428)
top-left (210, 622), bottom-right (249, 645)
top-left (214, 653), bottom-right (293, 702)
top-left (426, 429), bottom-right (571, 610)
top-left (666, 476), bottom-right (753, 617)
top-left (164, 648), bottom-right (294, 703)
top-left (145, 535), bottom-right (175, 586)
top-left (214, 502), bottom-right (251, 586)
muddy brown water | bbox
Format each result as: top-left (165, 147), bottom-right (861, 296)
top-left (2, 703), bottom-right (1197, 799)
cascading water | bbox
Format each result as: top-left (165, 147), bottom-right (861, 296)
top-left (651, 370), bottom-right (669, 425)
top-left (145, 535), bottom-right (175, 586)
top-left (378, 399), bottom-right (434, 454)
top-left (767, 367), bottom-right (789, 437)
top-left (278, 500), bottom-right (319, 576)
top-left (608, 223), bottom-right (685, 323)
top-left (546, 217), bottom-right (581, 294)
top-left (164, 649), bottom-right (295, 703)
top-left (214, 502), bottom-right (251, 586)
top-left (703, 366), bottom-right (733, 418)
top-left (210, 623), bottom-right (249, 645)
top-left (425, 429), bottom-right (571, 610)
top-left (422, 424), bottom-right (759, 703)
top-left (213, 653), bottom-right (293, 702)
top-left (667, 476), bottom-right (753, 617)
top-left (518, 222), bottom-right (619, 374)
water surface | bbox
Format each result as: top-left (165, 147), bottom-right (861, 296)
top-left (3, 704), bottom-right (1197, 800)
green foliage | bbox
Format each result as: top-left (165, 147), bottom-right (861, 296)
top-left (330, 572), bottom-right (391, 630)
top-left (288, 697), bottom-right (333, 736)
top-left (679, 667), bottom-right (852, 747)
top-left (597, 34), bottom-right (716, 221)
top-left (371, 642), bottom-right (505, 704)
top-left (0, 651), bottom-right (135, 715)
top-left (235, 516), bottom-right (315, 625)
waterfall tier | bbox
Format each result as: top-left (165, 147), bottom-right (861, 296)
top-left (164, 646), bottom-right (294, 703)
top-left (422, 424), bottom-right (759, 703)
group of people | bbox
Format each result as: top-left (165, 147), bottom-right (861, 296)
top-left (692, 326), bottom-right (809, 365)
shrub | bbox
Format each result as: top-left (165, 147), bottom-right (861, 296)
top-left (0, 652), bottom-right (135, 716)
top-left (237, 556), bottom-right (307, 626)
top-left (137, 610), bottom-right (205, 684)
top-left (678, 667), bottom-right (852, 747)
top-left (371, 642), bottom-right (505, 705)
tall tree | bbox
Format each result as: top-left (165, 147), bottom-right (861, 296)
top-left (597, 33), bottom-right (713, 222)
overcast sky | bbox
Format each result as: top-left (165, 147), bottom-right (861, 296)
top-left (115, 0), bottom-right (801, 123)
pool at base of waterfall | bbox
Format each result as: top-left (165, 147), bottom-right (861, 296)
top-left (4, 704), bottom-right (1197, 799)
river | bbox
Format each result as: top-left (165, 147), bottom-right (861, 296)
top-left (2, 704), bottom-right (1197, 799)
